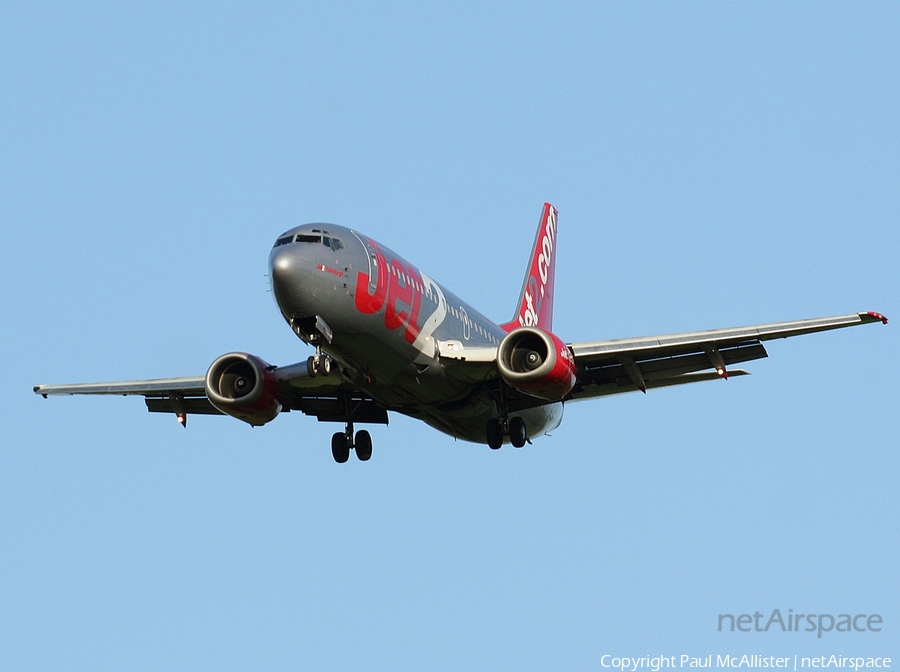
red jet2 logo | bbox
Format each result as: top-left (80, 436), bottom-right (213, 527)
top-left (354, 238), bottom-right (424, 345)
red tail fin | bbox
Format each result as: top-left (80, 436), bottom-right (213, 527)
top-left (502, 203), bottom-right (559, 332)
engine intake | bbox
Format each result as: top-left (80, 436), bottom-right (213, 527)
top-left (497, 327), bottom-right (576, 401)
top-left (205, 352), bottom-right (282, 426)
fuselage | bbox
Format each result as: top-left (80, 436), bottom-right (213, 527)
top-left (268, 223), bottom-right (563, 442)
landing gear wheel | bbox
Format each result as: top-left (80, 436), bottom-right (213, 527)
top-left (509, 416), bottom-right (527, 448)
top-left (331, 432), bottom-right (350, 463)
top-left (308, 354), bottom-right (332, 377)
top-left (355, 430), bottom-right (372, 461)
top-left (486, 419), bottom-right (503, 450)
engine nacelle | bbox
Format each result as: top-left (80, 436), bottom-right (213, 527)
top-left (205, 352), bottom-right (282, 426)
top-left (497, 327), bottom-right (576, 401)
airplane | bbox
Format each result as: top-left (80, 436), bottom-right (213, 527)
top-left (34, 203), bottom-right (888, 463)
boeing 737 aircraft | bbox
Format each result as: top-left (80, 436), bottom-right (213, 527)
top-left (35, 204), bottom-right (887, 462)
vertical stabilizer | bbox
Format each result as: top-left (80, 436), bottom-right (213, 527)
top-left (502, 203), bottom-right (559, 332)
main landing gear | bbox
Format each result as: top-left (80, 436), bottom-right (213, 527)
top-left (486, 381), bottom-right (527, 449)
top-left (331, 422), bottom-right (373, 463)
top-left (486, 416), bottom-right (527, 450)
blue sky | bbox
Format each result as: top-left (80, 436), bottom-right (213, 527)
top-left (2, 2), bottom-right (897, 670)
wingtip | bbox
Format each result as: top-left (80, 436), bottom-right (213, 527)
top-left (864, 311), bottom-right (888, 325)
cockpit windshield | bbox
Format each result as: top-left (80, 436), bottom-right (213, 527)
top-left (273, 232), bottom-right (343, 249)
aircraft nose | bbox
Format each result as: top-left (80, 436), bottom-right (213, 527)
top-left (269, 245), bottom-right (308, 302)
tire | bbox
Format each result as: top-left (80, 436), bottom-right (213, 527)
top-left (331, 432), bottom-right (349, 463)
top-left (509, 416), bottom-right (526, 448)
top-left (486, 419), bottom-right (503, 450)
top-left (355, 430), bottom-right (372, 461)
top-left (307, 356), bottom-right (317, 378)
top-left (322, 356), bottom-right (331, 376)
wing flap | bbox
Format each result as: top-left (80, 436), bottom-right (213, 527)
top-left (570, 369), bottom-right (750, 401)
top-left (578, 341), bottom-right (766, 388)
top-left (145, 397), bottom-right (224, 415)
top-left (289, 396), bottom-right (389, 424)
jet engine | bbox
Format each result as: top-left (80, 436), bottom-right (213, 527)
top-left (496, 327), bottom-right (576, 401)
top-left (205, 352), bottom-right (282, 426)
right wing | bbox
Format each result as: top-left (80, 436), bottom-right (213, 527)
top-left (34, 360), bottom-right (388, 426)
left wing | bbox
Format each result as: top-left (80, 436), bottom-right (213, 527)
top-left (568, 311), bottom-right (888, 399)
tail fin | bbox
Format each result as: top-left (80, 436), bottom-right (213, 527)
top-left (502, 203), bottom-right (559, 332)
